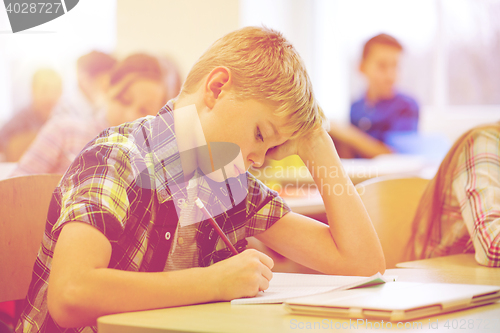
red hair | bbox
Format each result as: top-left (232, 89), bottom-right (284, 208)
top-left (362, 33), bottom-right (403, 60)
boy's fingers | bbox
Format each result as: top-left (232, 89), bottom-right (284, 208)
top-left (258, 274), bottom-right (271, 292)
top-left (260, 264), bottom-right (273, 282)
top-left (266, 139), bottom-right (300, 161)
top-left (257, 251), bottom-right (274, 270)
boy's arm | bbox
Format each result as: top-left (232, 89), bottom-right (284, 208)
top-left (48, 222), bottom-right (273, 328)
top-left (255, 129), bottom-right (386, 276)
top-left (328, 120), bottom-right (392, 158)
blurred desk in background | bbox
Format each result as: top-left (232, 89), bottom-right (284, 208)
top-left (284, 192), bottom-right (324, 216)
top-left (397, 253), bottom-right (493, 270)
top-left (395, 254), bottom-right (500, 286)
top-left (261, 154), bottom-right (439, 216)
top-left (0, 163), bottom-right (16, 180)
top-left (342, 154), bottom-right (438, 184)
top-left (386, 267), bottom-right (500, 286)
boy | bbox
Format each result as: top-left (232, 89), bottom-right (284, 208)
top-left (16, 27), bottom-right (385, 332)
top-left (329, 33), bottom-right (419, 158)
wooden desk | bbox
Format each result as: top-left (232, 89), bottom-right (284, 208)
top-left (284, 192), bottom-right (324, 216)
top-left (269, 155), bottom-right (437, 216)
top-left (98, 267), bottom-right (500, 333)
top-left (341, 154), bottom-right (431, 184)
top-left (385, 267), bottom-right (500, 286)
top-left (397, 254), bottom-right (483, 269)
top-left (395, 254), bottom-right (500, 286)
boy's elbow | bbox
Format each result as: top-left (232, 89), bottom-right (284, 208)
top-left (357, 250), bottom-right (386, 276)
top-left (356, 244), bottom-right (386, 276)
top-left (376, 250), bottom-right (386, 274)
top-left (357, 257), bottom-right (386, 276)
top-left (48, 282), bottom-right (85, 328)
top-left (327, 252), bottom-right (386, 276)
top-left (374, 259), bottom-right (386, 275)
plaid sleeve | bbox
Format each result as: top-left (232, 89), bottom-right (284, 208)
top-left (245, 173), bottom-right (291, 237)
top-left (53, 141), bottom-right (136, 242)
top-left (452, 129), bottom-right (500, 267)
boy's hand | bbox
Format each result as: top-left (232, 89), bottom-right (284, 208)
top-left (266, 127), bottom-right (333, 161)
top-left (207, 249), bottom-right (274, 301)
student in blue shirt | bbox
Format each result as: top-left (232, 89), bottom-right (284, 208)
top-left (329, 34), bottom-right (419, 158)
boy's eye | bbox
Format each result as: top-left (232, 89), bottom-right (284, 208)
top-left (256, 127), bottom-right (264, 142)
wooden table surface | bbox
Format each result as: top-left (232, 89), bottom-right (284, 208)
top-left (98, 256), bottom-right (500, 333)
top-left (397, 254), bottom-right (484, 269)
top-left (98, 300), bottom-right (500, 333)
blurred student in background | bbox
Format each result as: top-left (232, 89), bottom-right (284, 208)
top-left (11, 53), bottom-right (167, 176)
top-left (329, 33), bottom-right (419, 158)
top-left (52, 51), bottom-right (116, 119)
top-left (408, 122), bottom-right (500, 267)
top-left (0, 68), bottom-right (62, 162)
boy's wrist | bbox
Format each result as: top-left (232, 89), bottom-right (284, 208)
top-left (203, 265), bottom-right (223, 302)
top-left (297, 129), bottom-right (336, 162)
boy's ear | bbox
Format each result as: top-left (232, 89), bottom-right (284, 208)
top-left (359, 61), bottom-right (366, 74)
top-left (204, 67), bottom-right (232, 109)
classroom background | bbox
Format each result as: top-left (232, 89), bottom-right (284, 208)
top-left (1, 1), bottom-right (500, 331)
top-left (1, 0), bottom-right (499, 147)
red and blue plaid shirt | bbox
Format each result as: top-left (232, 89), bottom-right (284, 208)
top-left (419, 128), bottom-right (500, 266)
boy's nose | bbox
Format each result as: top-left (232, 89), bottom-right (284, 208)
top-left (249, 159), bottom-right (263, 168)
top-left (248, 150), bottom-right (266, 168)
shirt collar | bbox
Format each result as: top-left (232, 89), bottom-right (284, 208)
top-left (152, 100), bottom-right (185, 203)
top-left (152, 100), bottom-right (249, 216)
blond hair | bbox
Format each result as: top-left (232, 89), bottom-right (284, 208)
top-left (181, 26), bottom-right (326, 138)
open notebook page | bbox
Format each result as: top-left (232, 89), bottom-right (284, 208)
top-left (231, 272), bottom-right (397, 305)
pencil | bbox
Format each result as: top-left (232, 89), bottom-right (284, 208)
top-left (195, 198), bottom-right (239, 256)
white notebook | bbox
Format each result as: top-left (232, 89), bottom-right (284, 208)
top-left (231, 272), bottom-right (397, 305)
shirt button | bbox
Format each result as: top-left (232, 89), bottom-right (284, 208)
top-left (178, 237), bottom-right (184, 245)
top-left (177, 198), bottom-right (187, 209)
top-left (165, 232), bottom-right (171, 240)
top-left (159, 189), bottom-right (168, 200)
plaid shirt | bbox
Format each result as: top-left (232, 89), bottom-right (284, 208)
top-left (424, 128), bottom-right (500, 266)
top-left (16, 101), bottom-right (291, 333)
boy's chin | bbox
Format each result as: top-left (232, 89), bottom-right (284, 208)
top-left (378, 87), bottom-right (395, 97)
